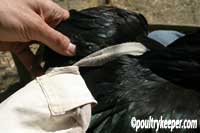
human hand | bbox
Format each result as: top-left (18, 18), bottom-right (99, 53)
top-left (0, 0), bottom-right (75, 56)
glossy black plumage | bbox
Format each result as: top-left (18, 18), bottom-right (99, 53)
top-left (83, 56), bottom-right (200, 133)
top-left (140, 32), bottom-right (200, 90)
top-left (43, 6), bottom-right (200, 133)
top-left (44, 6), bottom-right (148, 68)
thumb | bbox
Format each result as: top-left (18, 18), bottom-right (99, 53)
top-left (34, 22), bottom-right (76, 56)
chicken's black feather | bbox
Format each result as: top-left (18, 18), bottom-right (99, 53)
top-left (140, 32), bottom-right (200, 90)
top-left (85, 56), bottom-right (200, 133)
top-left (44, 6), bottom-right (148, 68)
top-left (43, 6), bottom-right (200, 133)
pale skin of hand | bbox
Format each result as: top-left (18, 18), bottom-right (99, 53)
top-left (0, 0), bottom-right (76, 56)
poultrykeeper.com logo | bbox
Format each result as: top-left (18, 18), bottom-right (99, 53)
top-left (131, 116), bottom-right (198, 132)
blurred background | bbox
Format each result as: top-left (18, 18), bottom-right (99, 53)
top-left (0, 0), bottom-right (200, 91)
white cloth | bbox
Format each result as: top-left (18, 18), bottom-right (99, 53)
top-left (0, 66), bottom-right (97, 133)
top-left (74, 42), bottom-right (146, 66)
top-left (0, 42), bottom-right (147, 133)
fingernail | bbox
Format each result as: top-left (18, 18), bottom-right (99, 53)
top-left (67, 43), bottom-right (76, 56)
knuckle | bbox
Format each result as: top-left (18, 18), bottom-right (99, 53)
top-left (55, 35), bottom-right (65, 45)
top-left (55, 35), bottom-right (70, 49)
top-left (17, 22), bottom-right (31, 42)
top-left (30, 19), bottom-right (44, 39)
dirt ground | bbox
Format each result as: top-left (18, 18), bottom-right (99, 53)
top-left (0, 0), bottom-right (200, 91)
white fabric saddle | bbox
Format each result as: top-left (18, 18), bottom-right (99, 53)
top-left (0, 42), bottom-right (146, 133)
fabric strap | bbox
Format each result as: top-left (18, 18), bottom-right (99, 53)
top-left (73, 42), bottom-right (147, 67)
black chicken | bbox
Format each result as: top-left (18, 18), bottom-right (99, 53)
top-left (44, 6), bottom-right (200, 133)
top-left (140, 31), bottom-right (200, 90)
top-left (44, 6), bottom-right (148, 68)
